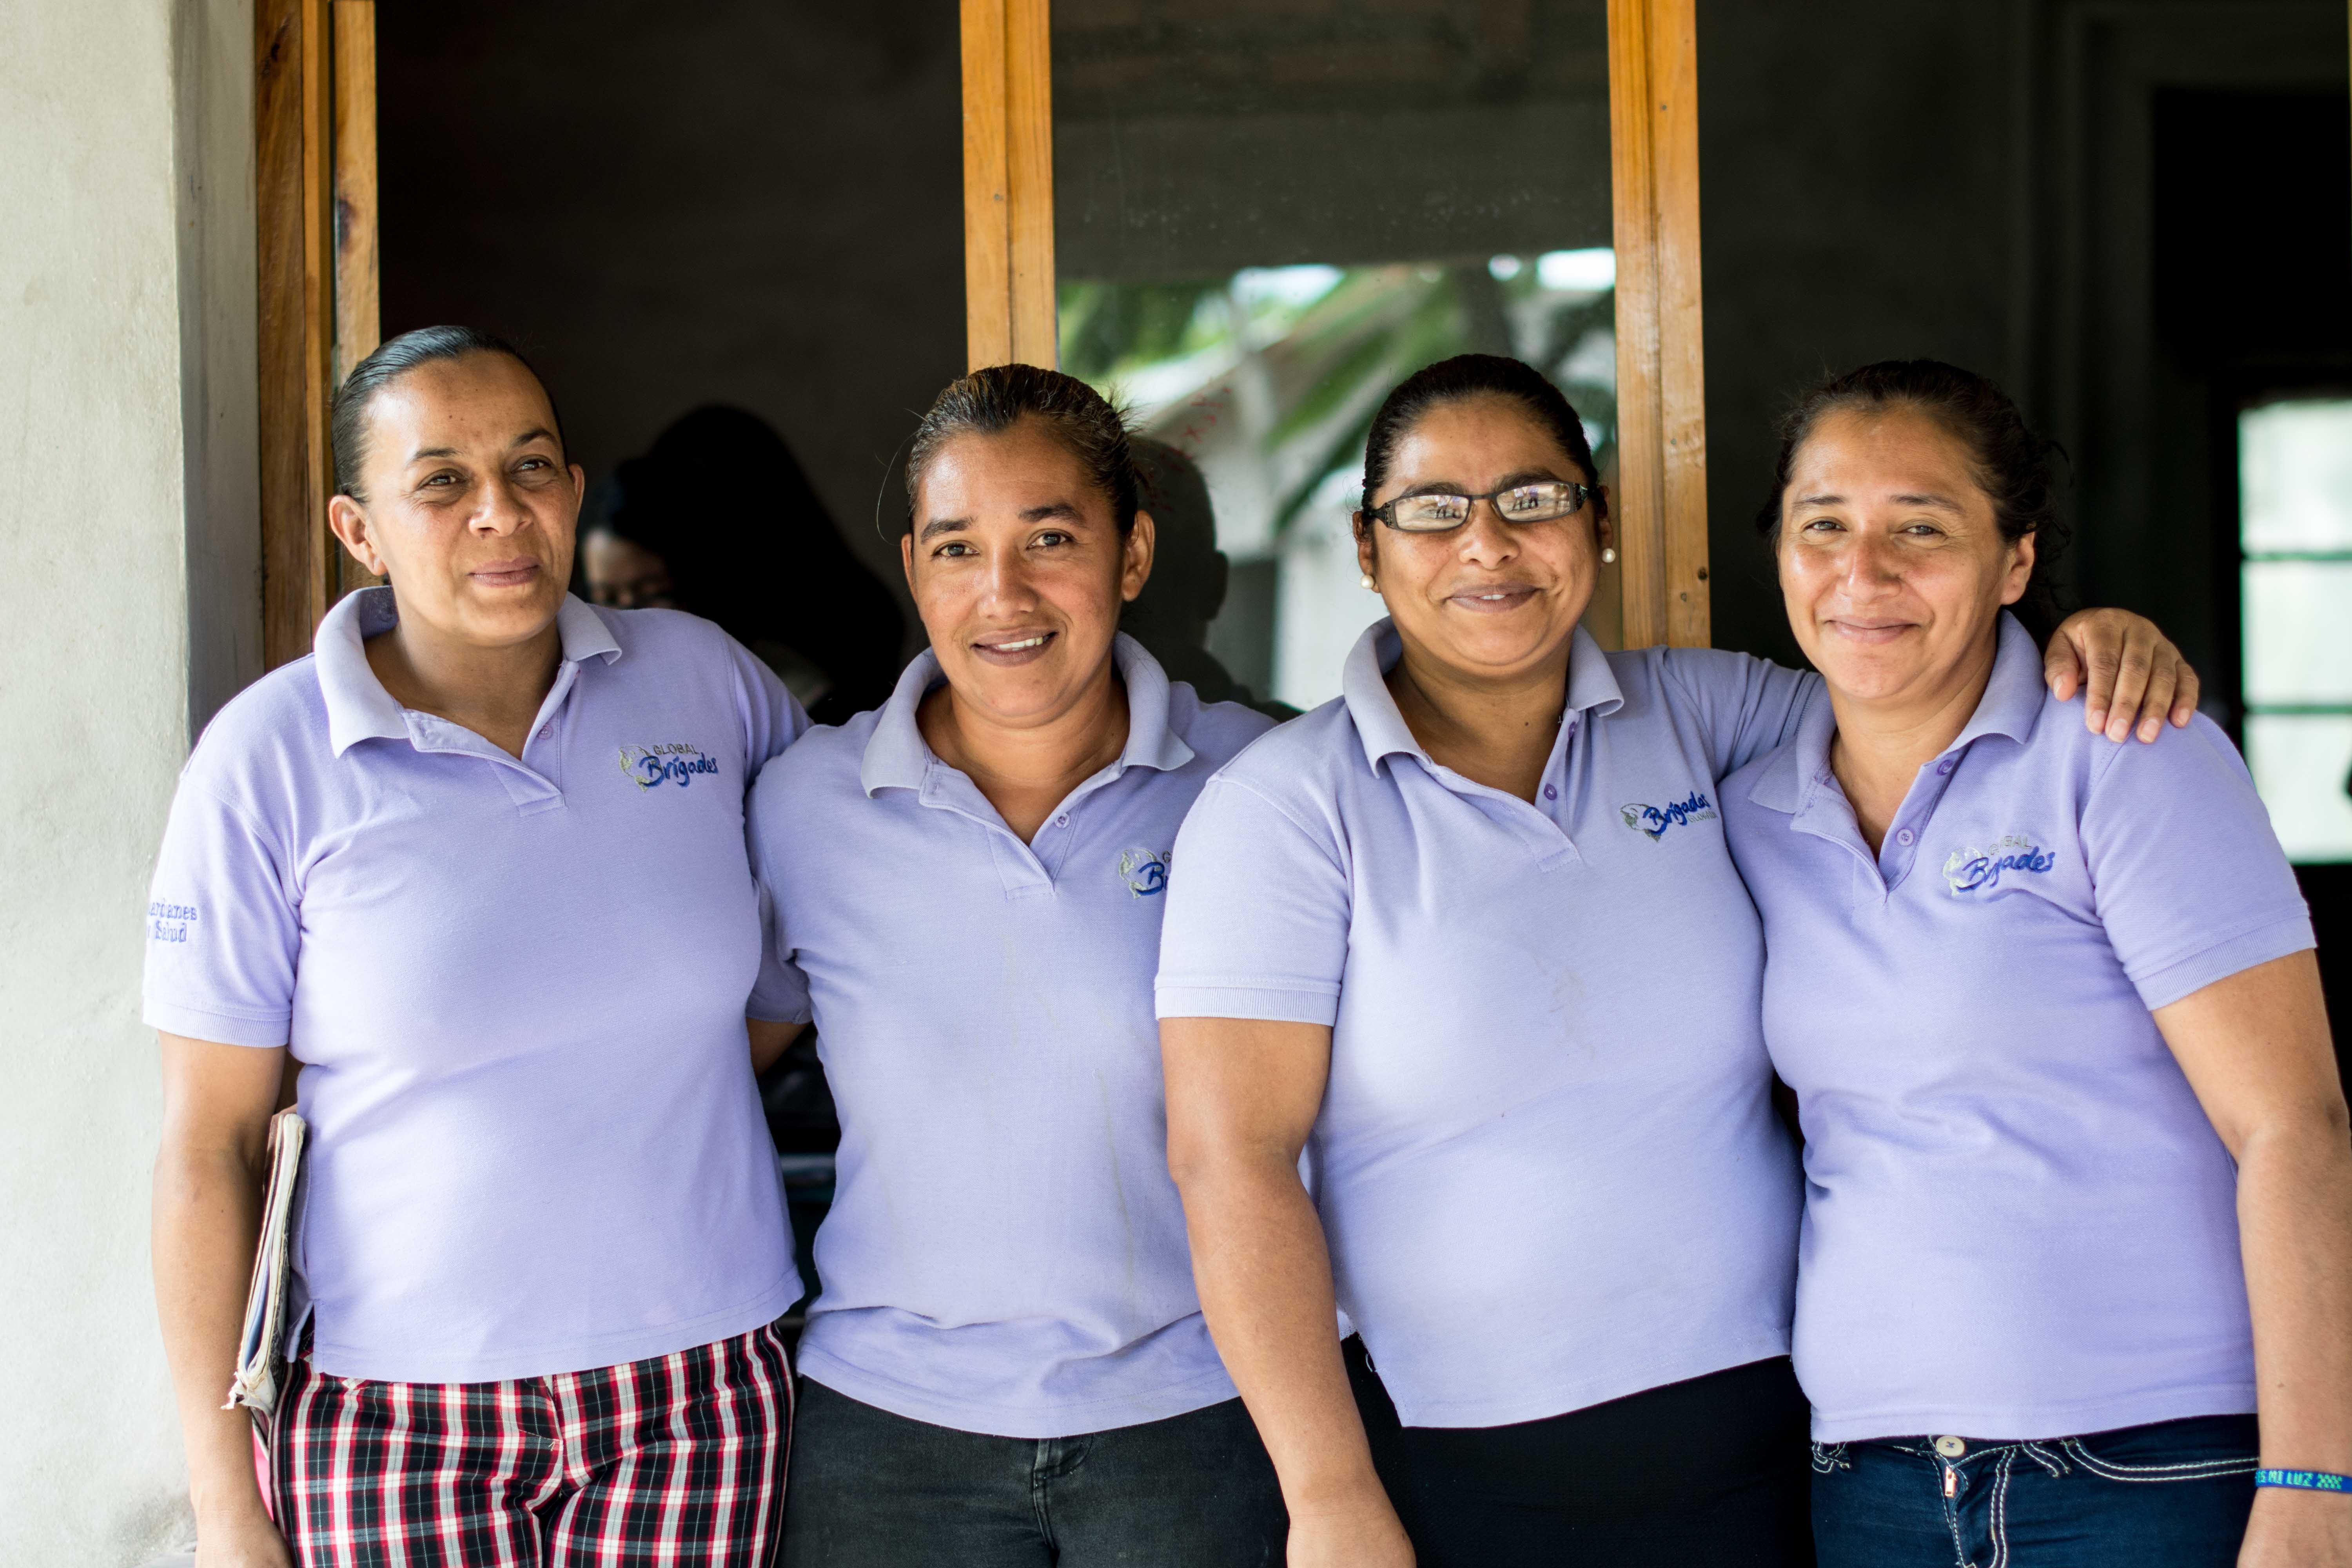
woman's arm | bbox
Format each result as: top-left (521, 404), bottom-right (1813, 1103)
top-left (1163, 1015), bottom-right (1414, 1568)
top-left (2153, 951), bottom-right (2352, 1568)
top-left (152, 1033), bottom-right (294, 1568)
top-left (2042, 607), bottom-right (2201, 743)
top-left (748, 1018), bottom-right (805, 1076)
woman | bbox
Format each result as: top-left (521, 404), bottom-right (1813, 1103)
top-left (1154, 354), bottom-right (2201, 1567)
top-left (1719, 360), bottom-right (2352, 1567)
top-left (582, 405), bottom-right (907, 724)
top-left (744, 366), bottom-right (1287, 1566)
top-left (148, 327), bottom-right (806, 1568)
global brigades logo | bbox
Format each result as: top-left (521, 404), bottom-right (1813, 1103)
top-left (1619, 790), bottom-right (1718, 842)
top-left (1942, 834), bottom-right (2056, 896)
top-left (1118, 847), bottom-right (1171, 898)
top-left (618, 743), bottom-right (720, 791)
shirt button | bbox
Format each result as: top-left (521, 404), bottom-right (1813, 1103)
top-left (1933, 1435), bottom-right (1967, 1459)
top-left (1936, 759), bottom-right (1955, 776)
top-left (1896, 828), bottom-right (1915, 846)
top-left (1054, 815), bottom-right (1069, 827)
top-left (537, 726), bottom-right (552, 740)
top-left (1543, 784), bottom-right (1558, 800)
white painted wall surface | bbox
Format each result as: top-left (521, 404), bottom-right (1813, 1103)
top-left (0, 0), bottom-right (257, 1560)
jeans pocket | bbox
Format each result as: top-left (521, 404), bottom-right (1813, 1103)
top-left (2060, 1416), bottom-right (2259, 1483)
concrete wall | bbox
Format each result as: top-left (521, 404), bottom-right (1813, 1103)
top-left (0, 0), bottom-right (257, 1561)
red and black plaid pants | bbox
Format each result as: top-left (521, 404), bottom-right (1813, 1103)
top-left (267, 1321), bottom-right (793, 1567)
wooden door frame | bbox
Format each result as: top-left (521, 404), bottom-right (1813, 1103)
top-left (256, 0), bottom-right (379, 670)
top-left (960, 0), bottom-right (1711, 648)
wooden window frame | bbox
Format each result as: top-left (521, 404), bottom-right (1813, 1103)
top-left (256, 0), bottom-right (379, 670)
top-left (960, 0), bottom-right (1711, 648)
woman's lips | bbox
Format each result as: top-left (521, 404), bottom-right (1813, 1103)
top-left (1446, 585), bottom-right (1539, 613)
top-left (971, 630), bottom-right (1057, 666)
top-left (470, 560), bottom-right (542, 590)
top-left (1822, 617), bottom-right (1918, 645)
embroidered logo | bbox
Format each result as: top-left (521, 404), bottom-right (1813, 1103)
top-left (148, 900), bottom-right (197, 944)
top-left (1619, 791), bottom-right (1718, 841)
top-left (1118, 847), bottom-right (1171, 898)
top-left (618, 743), bottom-right (720, 790)
top-left (1942, 834), bottom-right (2056, 895)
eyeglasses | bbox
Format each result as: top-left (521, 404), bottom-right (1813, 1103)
top-left (1366, 480), bottom-right (1598, 533)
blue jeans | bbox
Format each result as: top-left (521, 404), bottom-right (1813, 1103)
top-left (1813, 1414), bottom-right (2258, 1568)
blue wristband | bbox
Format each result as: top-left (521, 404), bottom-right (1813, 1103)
top-left (2255, 1469), bottom-right (2352, 1494)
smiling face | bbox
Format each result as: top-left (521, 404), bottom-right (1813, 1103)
top-left (1776, 404), bottom-right (2034, 709)
top-left (900, 417), bottom-right (1154, 731)
top-left (1356, 394), bottom-right (1610, 688)
top-left (326, 352), bottom-right (582, 649)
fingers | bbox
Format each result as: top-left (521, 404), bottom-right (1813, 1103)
top-left (2171, 661), bottom-right (2201, 728)
top-left (2043, 637), bottom-right (2081, 703)
top-left (2100, 620), bottom-right (2159, 742)
top-left (2134, 659), bottom-right (2178, 743)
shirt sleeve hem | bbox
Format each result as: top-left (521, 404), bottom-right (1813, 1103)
top-left (142, 998), bottom-right (290, 1048)
top-left (2130, 911), bottom-right (2318, 1011)
top-left (745, 998), bottom-right (814, 1026)
top-left (1154, 982), bottom-right (1340, 1027)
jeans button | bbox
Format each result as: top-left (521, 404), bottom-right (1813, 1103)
top-left (1933, 1435), bottom-right (1967, 1459)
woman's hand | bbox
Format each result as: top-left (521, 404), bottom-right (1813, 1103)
top-left (2240, 1488), bottom-right (2352, 1568)
top-left (2042, 608), bottom-right (2200, 742)
top-left (195, 1505), bottom-right (293, 1568)
top-left (1288, 1493), bottom-right (1417, 1568)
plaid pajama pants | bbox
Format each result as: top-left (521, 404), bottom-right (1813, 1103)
top-left (267, 1321), bottom-right (793, 1568)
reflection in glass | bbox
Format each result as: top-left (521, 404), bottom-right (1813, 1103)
top-left (2238, 397), bottom-right (2352, 863)
top-left (1054, 2), bottom-right (1615, 710)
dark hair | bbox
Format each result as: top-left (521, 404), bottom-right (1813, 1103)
top-left (1359, 354), bottom-right (1607, 527)
top-left (903, 363), bottom-right (1138, 535)
top-left (1754, 358), bottom-right (2071, 630)
top-left (588, 405), bottom-right (906, 723)
top-left (330, 325), bottom-right (564, 500)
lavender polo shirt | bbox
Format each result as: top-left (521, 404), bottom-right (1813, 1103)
top-left (142, 588), bottom-right (808, 1384)
top-left (745, 636), bottom-right (1274, 1438)
top-left (1157, 619), bottom-right (1820, 1428)
top-left (1722, 613), bottom-right (2315, 1443)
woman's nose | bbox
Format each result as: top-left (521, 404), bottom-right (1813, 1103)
top-left (1456, 501), bottom-right (1519, 564)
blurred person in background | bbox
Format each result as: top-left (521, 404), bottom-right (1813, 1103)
top-left (1120, 437), bottom-right (1295, 721)
top-left (583, 405), bottom-right (907, 725)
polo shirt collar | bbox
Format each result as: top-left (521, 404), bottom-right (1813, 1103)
top-left (1746, 610), bottom-right (2045, 817)
top-left (859, 632), bottom-right (1193, 797)
top-left (316, 586), bottom-right (622, 757)
top-left (1340, 617), bottom-right (1624, 774)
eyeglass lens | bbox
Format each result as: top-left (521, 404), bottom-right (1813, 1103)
top-left (1391, 482), bottom-right (1583, 530)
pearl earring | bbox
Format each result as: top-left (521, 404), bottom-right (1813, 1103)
top-left (1600, 546), bottom-right (1617, 564)
top-left (1361, 573), bottom-right (1378, 591)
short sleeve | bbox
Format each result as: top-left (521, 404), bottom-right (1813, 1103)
top-left (729, 635), bottom-right (810, 779)
top-left (141, 778), bottom-right (299, 1048)
top-left (1155, 775), bottom-right (1352, 1025)
top-left (1658, 648), bottom-right (1821, 780)
top-left (743, 773), bottom-right (815, 1026)
top-left (2082, 715), bottom-right (2315, 1011)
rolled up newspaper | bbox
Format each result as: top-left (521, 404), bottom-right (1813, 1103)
top-left (224, 1108), bottom-right (306, 1417)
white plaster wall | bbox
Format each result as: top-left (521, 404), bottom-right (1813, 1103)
top-left (0, 0), bottom-right (257, 1560)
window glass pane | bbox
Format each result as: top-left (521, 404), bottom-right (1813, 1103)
top-left (2240, 398), bottom-right (2352, 555)
top-left (2244, 714), bottom-right (2352, 864)
top-left (1055, 2), bottom-right (1613, 712)
top-left (2242, 559), bottom-right (2352, 706)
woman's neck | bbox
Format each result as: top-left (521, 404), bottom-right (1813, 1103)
top-left (365, 611), bottom-right (564, 760)
top-left (919, 664), bottom-right (1131, 844)
top-left (1826, 632), bottom-right (2001, 855)
top-left (1387, 638), bottom-right (1572, 804)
